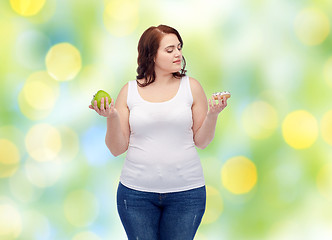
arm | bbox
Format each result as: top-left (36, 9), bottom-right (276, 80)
top-left (190, 77), bottom-right (228, 149)
top-left (89, 83), bottom-right (130, 156)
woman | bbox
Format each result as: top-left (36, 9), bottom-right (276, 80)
top-left (89, 25), bottom-right (228, 240)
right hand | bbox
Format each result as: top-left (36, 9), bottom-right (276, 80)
top-left (89, 97), bottom-right (117, 118)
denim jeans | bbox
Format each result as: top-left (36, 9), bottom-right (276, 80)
top-left (117, 182), bottom-right (206, 240)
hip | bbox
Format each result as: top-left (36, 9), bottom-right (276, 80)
top-left (117, 182), bottom-right (206, 206)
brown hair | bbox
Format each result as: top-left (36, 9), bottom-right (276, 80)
top-left (136, 25), bottom-right (187, 87)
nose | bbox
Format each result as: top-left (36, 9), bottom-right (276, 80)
top-left (175, 48), bottom-right (181, 57)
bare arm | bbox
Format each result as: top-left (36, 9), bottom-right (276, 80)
top-left (190, 77), bottom-right (228, 149)
top-left (89, 83), bottom-right (130, 156)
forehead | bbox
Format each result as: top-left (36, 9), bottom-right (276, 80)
top-left (159, 34), bottom-right (180, 47)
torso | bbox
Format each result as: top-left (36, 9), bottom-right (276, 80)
top-left (120, 75), bottom-right (205, 193)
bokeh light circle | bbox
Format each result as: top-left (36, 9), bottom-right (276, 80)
top-left (18, 93), bottom-right (51, 120)
top-left (25, 158), bottom-right (63, 188)
top-left (73, 231), bottom-right (102, 240)
top-left (321, 110), bottom-right (332, 146)
top-left (22, 73), bottom-right (59, 110)
top-left (221, 156), bottom-right (257, 194)
top-left (201, 185), bottom-right (223, 225)
top-left (294, 8), bottom-right (330, 46)
top-left (64, 190), bottom-right (99, 227)
top-left (242, 101), bottom-right (278, 139)
top-left (0, 204), bottom-right (22, 238)
top-left (25, 123), bottom-right (62, 162)
top-left (18, 71), bottom-right (59, 120)
top-left (282, 110), bottom-right (318, 149)
top-left (10, 0), bottom-right (46, 16)
top-left (103, 0), bottom-right (139, 36)
top-left (25, 0), bottom-right (57, 24)
top-left (0, 139), bottom-right (20, 178)
top-left (56, 126), bottom-right (80, 162)
top-left (45, 43), bottom-right (82, 81)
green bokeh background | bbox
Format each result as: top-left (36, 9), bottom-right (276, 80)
top-left (1, 0), bottom-right (332, 239)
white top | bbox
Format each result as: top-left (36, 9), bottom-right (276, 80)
top-left (119, 75), bottom-right (205, 193)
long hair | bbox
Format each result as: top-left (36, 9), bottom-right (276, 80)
top-left (136, 25), bottom-right (187, 87)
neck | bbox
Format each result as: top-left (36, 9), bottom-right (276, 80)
top-left (155, 75), bottom-right (175, 85)
top-left (154, 68), bottom-right (174, 85)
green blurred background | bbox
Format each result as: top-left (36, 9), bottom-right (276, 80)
top-left (1, 0), bottom-right (332, 239)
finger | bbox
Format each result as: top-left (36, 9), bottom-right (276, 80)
top-left (100, 97), bottom-right (105, 110)
top-left (217, 95), bottom-right (222, 106)
top-left (105, 97), bottom-right (109, 110)
top-left (218, 96), bottom-right (223, 106)
top-left (93, 100), bottom-right (99, 111)
top-left (212, 97), bottom-right (217, 107)
top-left (208, 99), bottom-right (213, 109)
top-left (89, 105), bottom-right (97, 110)
top-left (110, 98), bottom-right (115, 111)
top-left (223, 96), bottom-right (227, 106)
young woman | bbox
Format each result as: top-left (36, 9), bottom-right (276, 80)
top-left (89, 25), bottom-right (228, 240)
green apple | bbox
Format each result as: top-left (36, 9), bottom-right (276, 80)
top-left (91, 90), bottom-right (112, 109)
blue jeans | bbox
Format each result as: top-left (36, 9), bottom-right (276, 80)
top-left (117, 182), bottom-right (206, 240)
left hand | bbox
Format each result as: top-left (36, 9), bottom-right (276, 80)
top-left (208, 95), bottom-right (228, 116)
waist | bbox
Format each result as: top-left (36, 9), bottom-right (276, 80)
top-left (120, 145), bottom-right (204, 193)
top-left (126, 142), bottom-right (198, 164)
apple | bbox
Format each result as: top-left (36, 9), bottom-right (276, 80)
top-left (91, 90), bottom-right (111, 109)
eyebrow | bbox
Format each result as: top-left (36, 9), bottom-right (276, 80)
top-left (165, 43), bottom-right (182, 49)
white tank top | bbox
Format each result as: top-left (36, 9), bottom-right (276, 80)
top-left (120, 76), bottom-right (205, 193)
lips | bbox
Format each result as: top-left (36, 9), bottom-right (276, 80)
top-left (173, 59), bottom-right (181, 64)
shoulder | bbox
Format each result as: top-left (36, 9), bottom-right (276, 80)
top-left (188, 76), bottom-right (201, 88)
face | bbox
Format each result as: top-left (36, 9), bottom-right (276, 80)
top-left (154, 34), bottom-right (183, 75)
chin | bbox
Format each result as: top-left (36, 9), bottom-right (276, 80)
top-left (173, 67), bottom-right (182, 73)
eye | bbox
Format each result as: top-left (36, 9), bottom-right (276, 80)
top-left (167, 49), bottom-right (173, 53)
